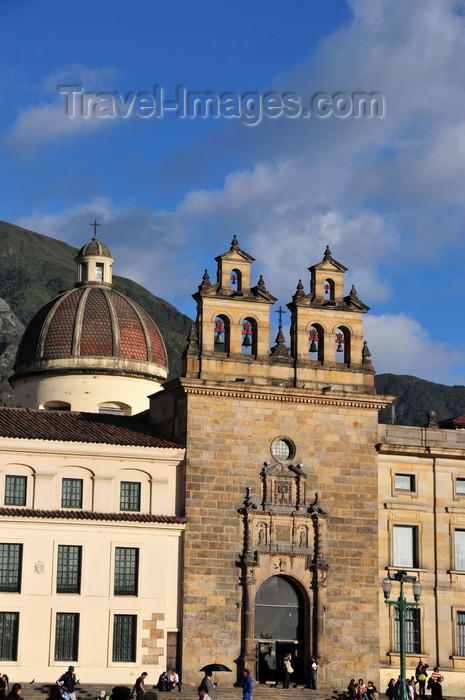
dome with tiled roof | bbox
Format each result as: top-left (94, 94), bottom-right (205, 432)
top-left (13, 286), bottom-right (168, 374)
top-left (77, 233), bottom-right (112, 258)
top-left (10, 229), bottom-right (168, 414)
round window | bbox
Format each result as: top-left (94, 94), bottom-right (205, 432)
top-left (271, 437), bottom-right (295, 462)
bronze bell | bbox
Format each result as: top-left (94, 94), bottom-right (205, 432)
top-left (242, 334), bottom-right (252, 347)
top-left (309, 340), bottom-right (317, 353)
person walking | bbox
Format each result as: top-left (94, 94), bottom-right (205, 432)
top-left (133, 673), bottom-right (147, 700)
top-left (242, 669), bottom-right (252, 700)
top-left (200, 674), bottom-right (215, 700)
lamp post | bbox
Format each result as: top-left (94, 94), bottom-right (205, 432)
top-left (382, 571), bottom-right (422, 700)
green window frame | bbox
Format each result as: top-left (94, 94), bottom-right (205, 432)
top-left (0, 544), bottom-right (22, 593)
top-left (57, 546), bottom-right (82, 594)
top-left (61, 479), bottom-right (83, 509)
top-left (54, 612), bottom-right (79, 661)
top-left (457, 612), bottom-right (465, 656)
top-left (0, 612), bottom-right (19, 660)
top-left (112, 614), bottom-right (136, 662)
top-left (395, 608), bottom-right (420, 653)
top-left (114, 547), bottom-right (139, 596)
top-left (120, 481), bottom-right (141, 512)
top-left (4, 475), bottom-right (27, 506)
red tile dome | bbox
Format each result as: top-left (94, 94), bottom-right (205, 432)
top-left (12, 286), bottom-right (168, 382)
top-left (77, 238), bottom-right (112, 258)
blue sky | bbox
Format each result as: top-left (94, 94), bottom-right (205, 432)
top-left (2, 0), bottom-right (465, 386)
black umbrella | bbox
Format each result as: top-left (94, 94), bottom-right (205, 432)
top-left (199, 664), bottom-right (232, 674)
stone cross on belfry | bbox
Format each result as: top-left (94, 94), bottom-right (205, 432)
top-left (275, 305), bottom-right (286, 326)
top-left (89, 220), bottom-right (101, 240)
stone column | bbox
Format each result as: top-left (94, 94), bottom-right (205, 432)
top-left (240, 568), bottom-right (257, 677)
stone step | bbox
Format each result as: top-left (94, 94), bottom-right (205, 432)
top-left (12, 685), bottom-right (464, 700)
top-left (2, 685), bottom-right (345, 700)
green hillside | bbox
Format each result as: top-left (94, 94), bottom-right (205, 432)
top-left (0, 220), bottom-right (192, 403)
top-left (375, 373), bottom-right (465, 426)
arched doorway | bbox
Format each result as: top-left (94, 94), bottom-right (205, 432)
top-left (254, 576), bottom-right (305, 686)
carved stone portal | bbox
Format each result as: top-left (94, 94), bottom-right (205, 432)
top-left (237, 462), bottom-right (329, 685)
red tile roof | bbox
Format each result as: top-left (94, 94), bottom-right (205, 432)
top-left (0, 507), bottom-right (185, 524)
top-left (0, 407), bottom-right (183, 448)
top-left (438, 414), bottom-right (465, 429)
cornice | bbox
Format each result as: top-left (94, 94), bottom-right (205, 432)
top-left (377, 443), bottom-right (465, 459)
top-left (163, 378), bottom-right (392, 410)
top-left (384, 502), bottom-right (430, 512)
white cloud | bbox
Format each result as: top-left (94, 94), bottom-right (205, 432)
top-left (6, 102), bottom-right (108, 154)
top-left (365, 314), bottom-right (465, 385)
top-left (5, 64), bottom-right (118, 154)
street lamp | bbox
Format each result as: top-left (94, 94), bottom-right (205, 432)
top-left (382, 571), bottom-right (422, 700)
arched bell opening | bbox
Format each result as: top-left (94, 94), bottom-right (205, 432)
top-left (230, 268), bottom-right (242, 292)
top-left (242, 317), bottom-right (257, 356)
top-left (254, 575), bottom-right (308, 686)
top-left (335, 326), bottom-right (350, 364)
top-left (308, 324), bottom-right (324, 363)
top-left (214, 315), bottom-right (230, 353)
top-left (323, 278), bottom-right (335, 302)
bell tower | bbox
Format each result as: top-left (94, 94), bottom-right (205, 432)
top-left (149, 240), bottom-right (391, 691)
top-left (287, 245), bottom-right (374, 393)
top-left (184, 236), bottom-right (277, 383)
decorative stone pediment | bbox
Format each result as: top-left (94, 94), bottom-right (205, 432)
top-left (238, 467), bottom-right (329, 569)
top-left (261, 460), bottom-right (307, 512)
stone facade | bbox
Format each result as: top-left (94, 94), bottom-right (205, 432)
top-left (378, 423), bottom-right (465, 693)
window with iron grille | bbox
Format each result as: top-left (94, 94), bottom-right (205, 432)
top-left (62, 479), bottom-right (83, 509)
top-left (0, 612), bottom-right (19, 661)
top-left (395, 607), bottom-right (420, 653)
top-left (0, 544), bottom-right (22, 593)
top-left (57, 546), bottom-right (82, 594)
top-left (54, 612), bottom-right (79, 661)
top-left (457, 612), bottom-right (465, 656)
top-left (4, 476), bottom-right (27, 506)
top-left (114, 547), bottom-right (139, 596)
top-left (120, 482), bottom-right (141, 512)
top-left (112, 614), bottom-right (136, 662)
